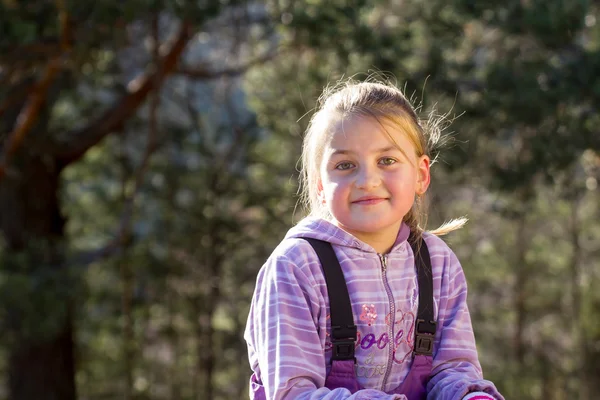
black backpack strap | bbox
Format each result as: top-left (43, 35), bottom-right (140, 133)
top-left (408, 233), bottom-right (436, 356)
top-left (303, 238), bottom-right (357, 362)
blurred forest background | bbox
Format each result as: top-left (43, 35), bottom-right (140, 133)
top-left (0, 1), bottom-right (599, 399)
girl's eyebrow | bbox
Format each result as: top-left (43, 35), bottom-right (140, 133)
top-left (330, 146), bottom-right (399, 156)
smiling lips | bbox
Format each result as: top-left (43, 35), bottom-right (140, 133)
top-left (352, 196), bottom-right (387, 205)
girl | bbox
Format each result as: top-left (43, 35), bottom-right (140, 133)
top-left (244, 80), bottom-right (504, 400)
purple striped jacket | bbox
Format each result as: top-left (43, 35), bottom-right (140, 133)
top-left (244, 217), bottom-right (503, 400)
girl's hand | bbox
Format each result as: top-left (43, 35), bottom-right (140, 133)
top-left (462, 393), bottom-right (496, 400)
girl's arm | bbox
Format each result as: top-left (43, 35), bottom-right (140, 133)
top-left (245, 251), bottom-right (403, 400)
top-left (425, 249), bottom-right (504, 400)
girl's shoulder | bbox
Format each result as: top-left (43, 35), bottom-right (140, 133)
top-left (270, 236), bottom-right (320, 263)
top-left (421, 231), bottom-right (456, 257)
top-left (259, 237), bottom-right (325, 282)
top-left (420, 231), bottom-right (464, 278)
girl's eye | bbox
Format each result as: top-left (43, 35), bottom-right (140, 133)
top-left (379, 157), bottom-right (397, 166)
top-left (335, 162), bottom-right (354, 170)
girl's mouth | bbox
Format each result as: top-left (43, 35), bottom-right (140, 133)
top-left (352, 197), bottom-right (386, 205)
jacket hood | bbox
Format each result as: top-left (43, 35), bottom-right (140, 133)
top-left (285, 216), bottom-right (411, 253)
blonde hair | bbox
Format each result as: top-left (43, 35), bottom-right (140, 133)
top-left (299, 79), bottom-right (466, 239)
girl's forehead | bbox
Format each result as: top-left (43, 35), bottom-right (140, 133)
top-left (324, 114), bottom-right (413, 150)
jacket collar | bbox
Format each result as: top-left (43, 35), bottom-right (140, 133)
top-left (285, 217), bottom-right (410, 254)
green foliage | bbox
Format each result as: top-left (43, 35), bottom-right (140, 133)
top-left (1, 0), bottom-right (599, 399)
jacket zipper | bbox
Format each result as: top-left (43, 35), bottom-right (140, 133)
top-left (379, 253), bottom-right (395, 391)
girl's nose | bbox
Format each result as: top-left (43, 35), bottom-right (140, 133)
top-left (355, 166), bottom-right (381, 189)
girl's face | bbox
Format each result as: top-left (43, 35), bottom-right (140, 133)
top-left (318, 114), bottom-right (430, 253)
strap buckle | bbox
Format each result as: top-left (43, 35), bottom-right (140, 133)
top-left (414, 319), bottom-right (436, 356)
top-left (331, 325), bottom-right (357, 361)
top-left (332, 338), bottom-right (356, 361)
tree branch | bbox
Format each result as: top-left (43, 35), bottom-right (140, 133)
top-left (71, 16), bottom-right (165, 268)
top-left (0, 58), bottom-right (63, 180)
top-left (55, 21), bottom-right (192, 166)
top-left (113, 13), bottom-right (162, 251)
top-left (0, 0), bottom-right (71, 181)
top-left (0, 40), bottom-right (62, 66)
top-left (176, 50), bottom-right (279, 80)
top-left (57, 0), bottom-right (72, 52)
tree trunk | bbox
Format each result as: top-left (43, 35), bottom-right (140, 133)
top-left (569, 192), bottom-right (588, 400)
top-left (0, 156), bottom-right (75, 400)
top-left (8, 315), bottom-right (76, 400)
top-left (514, 214), bottom-right (527, 366)
top-left (511, 206), bottom-right (530, 399)
top-left (120, 254), bottom-right (135, 400)
top-left (0, 20), bottom-right (192, 400)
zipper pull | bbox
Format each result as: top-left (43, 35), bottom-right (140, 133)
top-left (379, 254), bottom-right (388, 271)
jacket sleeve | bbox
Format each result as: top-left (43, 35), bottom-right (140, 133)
top-left (245, 251), bottom-right (403, 400)
top-left (426, 249), bottom-right (504, 400)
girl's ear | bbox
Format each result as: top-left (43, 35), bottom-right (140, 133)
top-left (317, 179), bottom-right (326, 204)
top-left (416, 155), bottom-right (431, 195)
